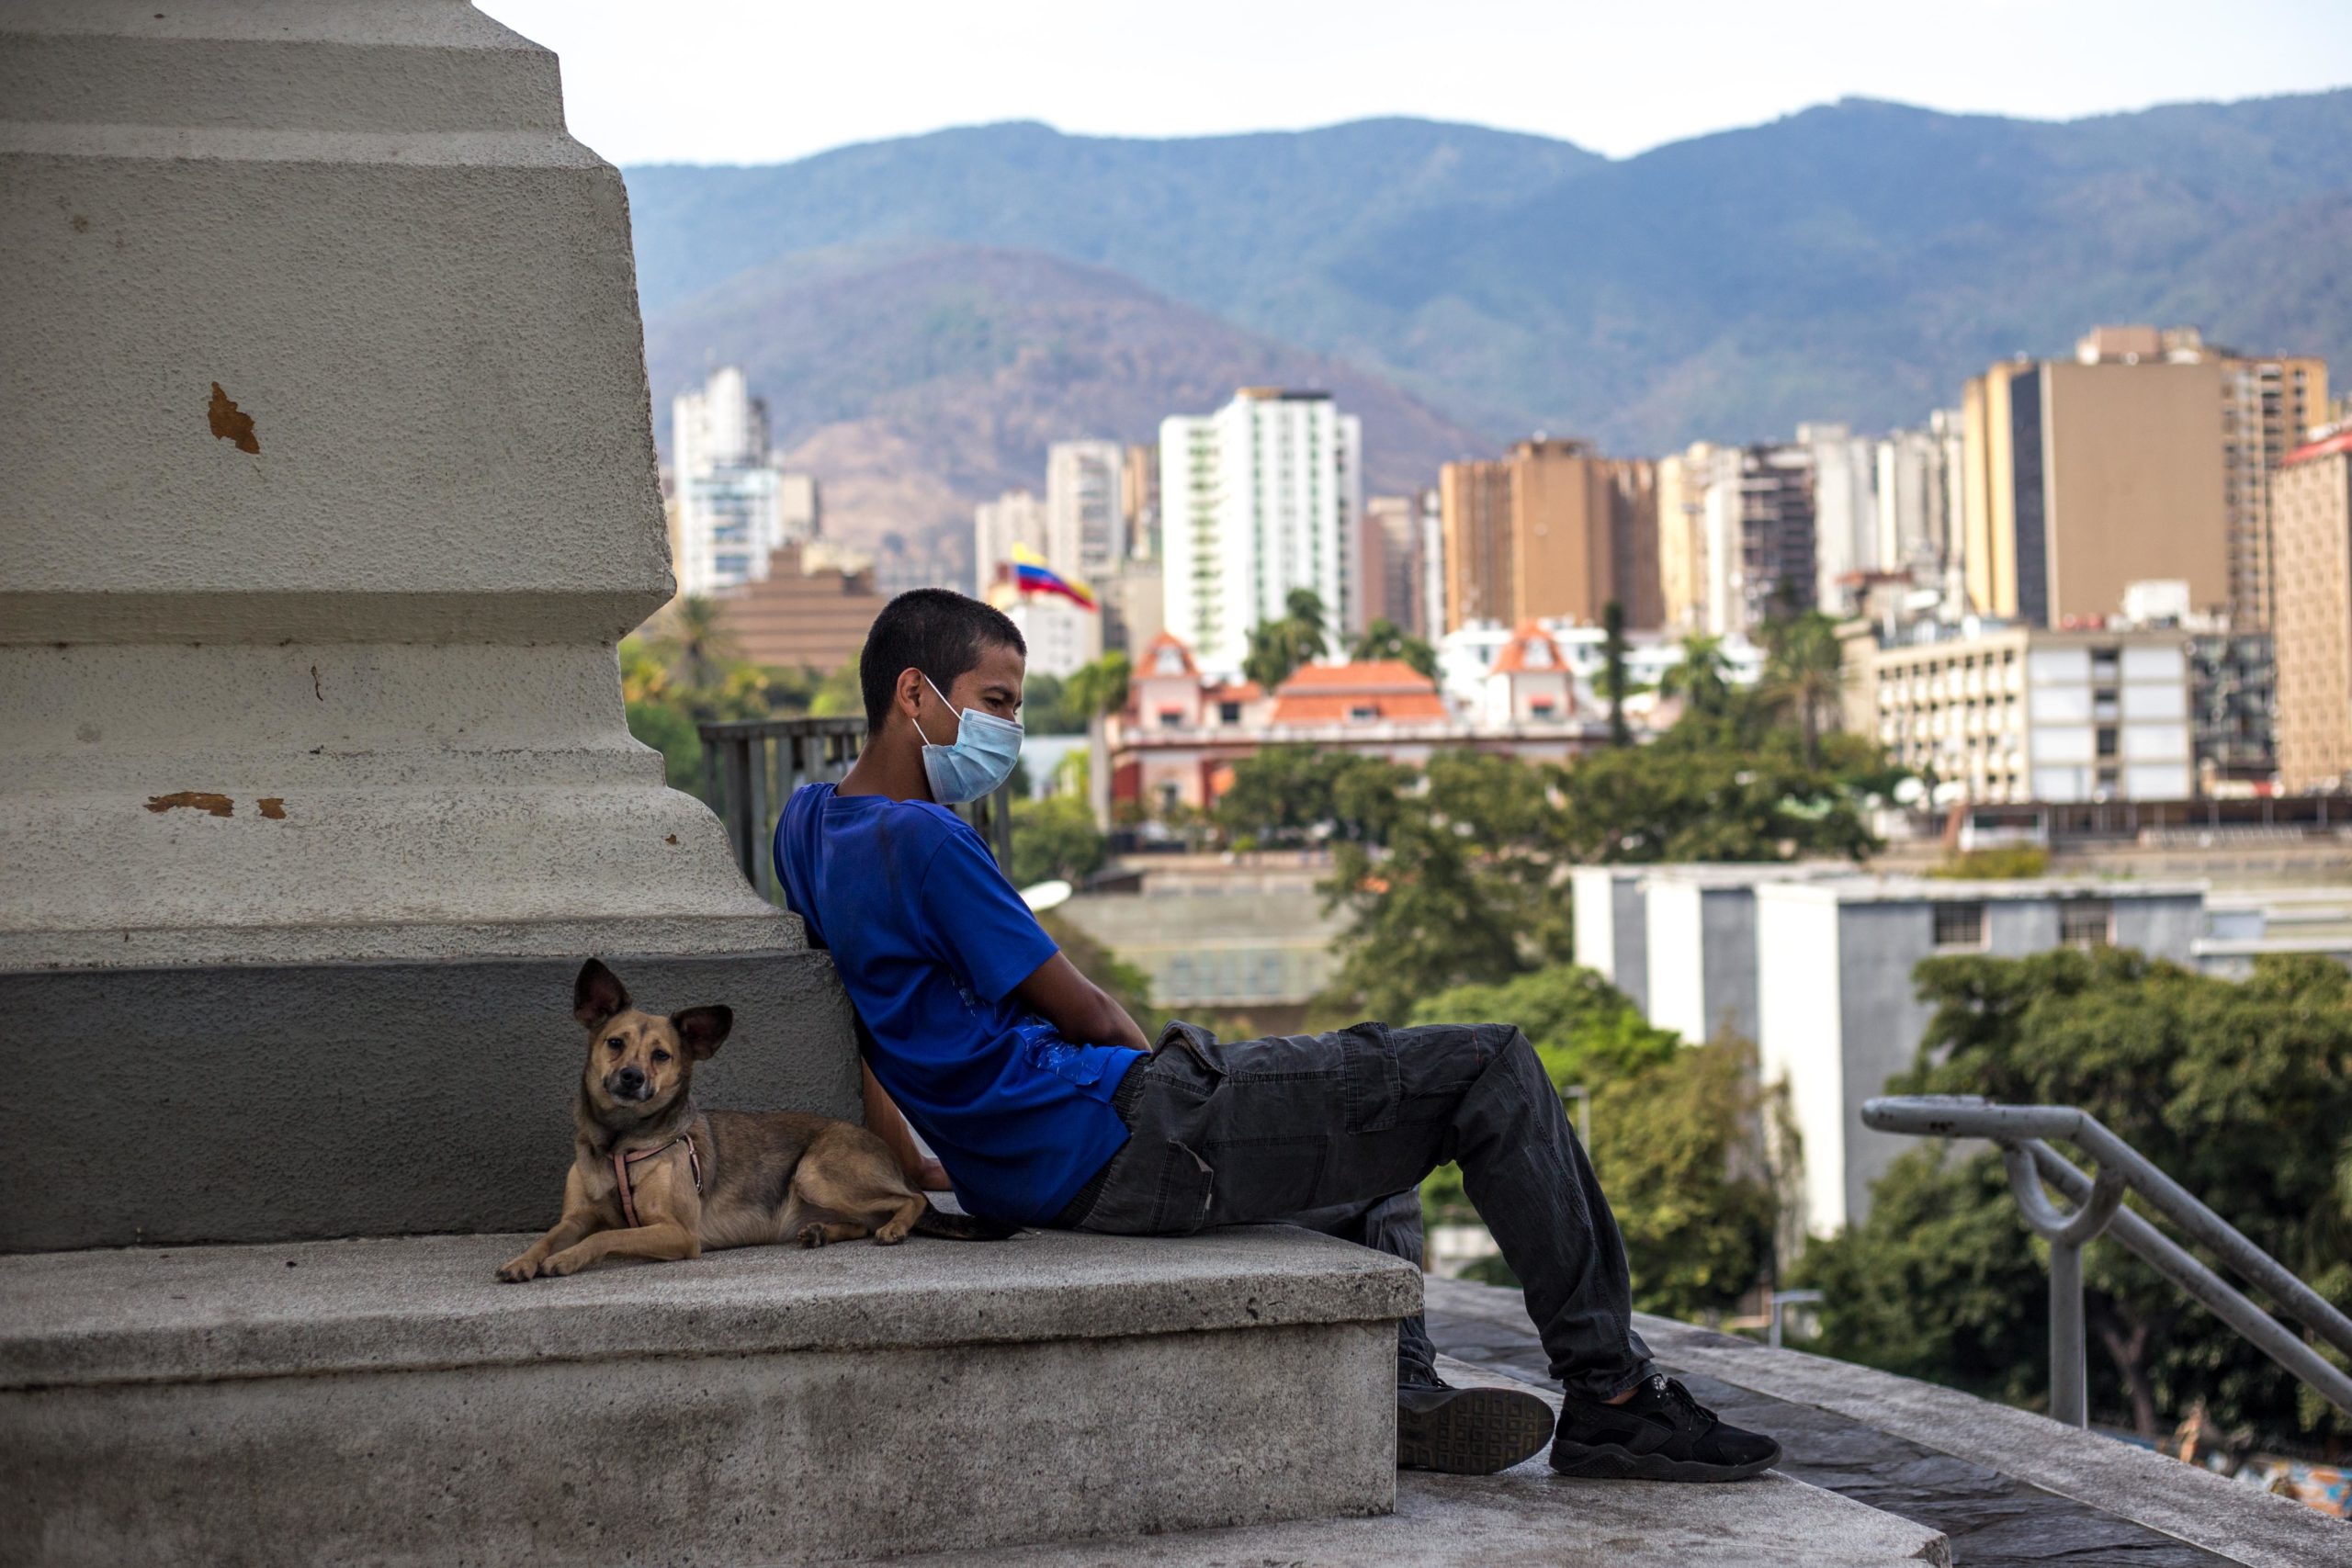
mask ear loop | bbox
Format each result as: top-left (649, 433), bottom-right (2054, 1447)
top-left (916, 671), bottom-right (959, 749)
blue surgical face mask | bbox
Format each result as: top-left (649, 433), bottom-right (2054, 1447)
top-left (913, 672), bottom-right (1023, 805)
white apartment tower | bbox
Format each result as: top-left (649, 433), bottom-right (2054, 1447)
top-left (1161, 389), bottom-right (1364, 675)
top-left (1800, 422), bottom-right (1880, 613)
top-left (973, 489), bottom-right (1048, 595)
top-left (669, 366), bottom-right (816, 597)
top-left (1046, 440), bottom-right (1128, 582)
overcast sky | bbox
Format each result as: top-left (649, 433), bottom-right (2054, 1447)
top-left (476, 0), bottom-right (2352, 167)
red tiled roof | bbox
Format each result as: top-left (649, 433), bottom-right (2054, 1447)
top-left (2282, 427), bottom-right (2352, 468)
top-left (1136, 630), bottom-right (1202, 680)
top-left (1274, 660), bottom-right (1438, 695)
top-left (1203, 681), bottom-right (1263, 704)
top-left (1488, 621), bottom-right (1569, 676)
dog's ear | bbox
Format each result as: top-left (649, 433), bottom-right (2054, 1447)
top-left (573, 959), bottom-right (631, 1031)
top-left (670, 1006), bottom-right (732, 1061)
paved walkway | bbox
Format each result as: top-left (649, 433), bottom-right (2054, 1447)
top-left (1425, 1278), bottom-right (2286, 1567)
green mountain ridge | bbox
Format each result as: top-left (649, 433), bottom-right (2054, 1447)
top-left (628, 91), bottom-right (2352, 543)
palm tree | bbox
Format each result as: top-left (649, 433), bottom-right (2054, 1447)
top-left (1283, 588), bottom-right (1329, 660)
top-left (1244, 591), bottom-right (1330, 690)
top-left (1350, 618), bottom-right (1440, 681)
top-left (645, 596), bottom-right (740, 694)
top-left (1763, 613), bottom-right (1845, 769)
top-left (1658, 632), bottom-right (1734, 716)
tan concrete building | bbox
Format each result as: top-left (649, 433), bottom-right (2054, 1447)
top-left (1656, 442), bottom-right (1714, 632)
top-left (2272, 428), bottom-right (2352, 791)
top-left (1960, 350), bottom-right (2227, 625)
top-left (1849, 625), bottom-right (2194, 802)
top-left (713, 544), bottom-right (882, 672)
top-left (1439, 439), bottom-right (1660, 633)
top-left (2218, 349), bottom-right (2327, 630)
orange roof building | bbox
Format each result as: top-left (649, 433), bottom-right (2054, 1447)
top-left (1267, 661), bottom-right (1450, 726)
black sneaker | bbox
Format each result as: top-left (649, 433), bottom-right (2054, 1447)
top-left (1548, 1373), bottom-right (1781, 1482)
top-left (1396, 1377), bottom-right (1556, 1475)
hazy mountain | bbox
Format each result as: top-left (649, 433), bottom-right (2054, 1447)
top-left (642, 244), bottom-right (1492, 550)
top-left (626, 91), bottom-right (2352, 534)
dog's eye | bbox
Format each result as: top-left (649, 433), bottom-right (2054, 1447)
top-left (605, 1038), bottom-right (624, 1052)
top-left (650, 1049), bottom-right (671, 1064)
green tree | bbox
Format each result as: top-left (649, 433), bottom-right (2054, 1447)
top-left (1064, 650), bottom-right (1133, 723)
top-left (1407, 966), bottom-right (1779, 1321)
top-left (1243, 590), bottom-right (1330, 691)
top-left (1009, 794), bottom-right (1107, 889)
top-left (1351, 618), bottom-right (1440, 680)
top-left (645, 596), bottom-right (740, 695)
top-left (624, 697), bottom-right (704, 791)
top-left (1023, 672), bottom-right (1079, 734)
top-left (1799, 950), bottom-right (2352, 1442)
top-left (1323, 750), bottom-right (1572, 1021)
top-left (1760, 611), bottom-right (1846, 770)
top-left (1600, 600), bottom-right (1633, 748)
top-left (1215, 747), bottom-right (1407, 849)
top-left (1553, 741), bottom-right (1877, 864)
top-left (1657, 632), bottom-right (1735, 717)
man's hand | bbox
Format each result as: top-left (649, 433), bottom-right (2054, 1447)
top-left (1012, 952), bottom-right (1152, 1054)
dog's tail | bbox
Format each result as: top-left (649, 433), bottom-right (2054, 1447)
top-left (910, 1201), bottom-right (1019, 1241)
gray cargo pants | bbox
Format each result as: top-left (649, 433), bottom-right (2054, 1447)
top-left (1056, 1020), bottom-right (1655, 1402)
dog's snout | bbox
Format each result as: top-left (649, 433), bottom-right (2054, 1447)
top-left (613, 1065), bottom-right (646, 1096)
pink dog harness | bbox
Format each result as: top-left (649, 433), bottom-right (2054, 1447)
top-left (611, 1133), bottom-right (704, 1228)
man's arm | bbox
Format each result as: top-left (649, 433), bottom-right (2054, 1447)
top-left (863, 1063), bottom-right (953, 1191)
top-left (1013, 952), bottom-right (1152, 1055)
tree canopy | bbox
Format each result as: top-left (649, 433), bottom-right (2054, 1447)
top-left (1797, 950), bottom-right (2352, 1443)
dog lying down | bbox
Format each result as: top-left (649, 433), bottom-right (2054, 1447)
top-left (498, 959), bottom-right (1013, 1282)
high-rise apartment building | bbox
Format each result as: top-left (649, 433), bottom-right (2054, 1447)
top-left (1160, 389), bottom-right (1363, 675)
top-left (1122, 443), bottom-right (1161, 560)
top-left (1437, 439), bottom-right (1659, 634)
top-left (1656, 442), bottom-right (1716, 632)
top-left (972, 490), bottom-right (1047, 595)
top-left (1046, 439), bottom-right (1127, 582)
top-left (1362, 493), bottom-right (1430, 636)
top-left (669, 367), bottom-right (818, 598)
top-left (1872, 412), bottom-right (1962, 580)
top-left (1960, 344), bottom-right (2227, 626)
top-left (1801, 423), bottom-right (1880, 612)
top-left (2272, 427), bottom-right (2352, 792)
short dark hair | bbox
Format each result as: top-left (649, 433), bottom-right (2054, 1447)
top-left (859, 590), bottom-right (1026, 735)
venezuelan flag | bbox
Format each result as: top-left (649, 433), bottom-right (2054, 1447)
top-left (1011, 542), bottom-right (1098, 610)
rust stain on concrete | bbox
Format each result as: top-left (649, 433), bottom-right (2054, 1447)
top-left (207, 383), bottom-right (259, 455)
top-left (145, 792), bottom-right (233, 818)
top-left (256, 798), bottom-right (288, 820)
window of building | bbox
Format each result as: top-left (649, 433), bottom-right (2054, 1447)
top-left (1933, 902), bottom-right (1986, 950)
top-left (1217, 701), bottom-right (1242, 725)
top-left (2060, 898), bottom-right (2112, 949)
top-left (2096, 726), bottom-right (2119, 757)
top-left (1349, 704), bottom-right (1379, 722)
top-left (1157, 707), bottom-right (1184, 729)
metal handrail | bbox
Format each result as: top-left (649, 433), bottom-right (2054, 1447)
top-left (1861, 1095), bottom-right (2352, 1427)
top-left (694, 716), bottom-right (1018, 900)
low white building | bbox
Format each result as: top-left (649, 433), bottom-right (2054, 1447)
top-left (994, 589), bottom-right (1102, 681)
top-left (1754, 878), bottom-right (2207, 1239)
top-left (1437, 619), bottom-right (1763, 720)
top-left (1849, 624), bottom-right (2194, 803)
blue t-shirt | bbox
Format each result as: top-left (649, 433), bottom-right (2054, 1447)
top-left (775, 783), bottom-right (1141, 1224)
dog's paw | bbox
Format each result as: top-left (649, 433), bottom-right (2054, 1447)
top-left (495, 1255), bottom-right (539, 1283)
top-left (872, 1225), bottom-right (910, 1246)
top-left (539, 1250), bottom-right (586, 1277)
top-left (797, 1224), bottom-right (829, 1249)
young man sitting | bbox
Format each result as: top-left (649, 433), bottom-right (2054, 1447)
top-left (775, 589), bottom-right (1781, 1482)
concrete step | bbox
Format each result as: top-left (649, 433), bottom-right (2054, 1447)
top-left (886, 1355), bottom-right (1951, 1566)
top-left (1, 1226), bottom-right (1418, 1566)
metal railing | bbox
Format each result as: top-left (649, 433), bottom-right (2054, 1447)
top-left (695, 716), bottom-right (1017, 901)
top-left (1862, 1095), bottom-right (2352, 1427)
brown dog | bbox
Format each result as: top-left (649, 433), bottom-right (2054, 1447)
top-left (496, 959), bottom-right (1012, 1281)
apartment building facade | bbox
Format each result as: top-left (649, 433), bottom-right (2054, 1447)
top-left (1161, 389), bottom-right (1363, 675)
top-left (1438, 438), bottom-right (1661, 634)
top-left (2273, 428), bottom-right (2352, 791)
top-left (1849, 625), bottom-right (2193, 802)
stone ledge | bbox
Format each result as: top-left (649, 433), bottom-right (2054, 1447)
top-left (0, 1225), bottom-right (1422, 1391)
top-left (883, 1354), bottom-right (1952, 1567)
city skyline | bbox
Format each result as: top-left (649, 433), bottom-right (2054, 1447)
top-left (477, 0), bottom-right (2352, 168)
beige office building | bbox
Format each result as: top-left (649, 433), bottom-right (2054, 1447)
top-left (1850, 626), bottom-right (2193, 802)
top-left (1656, 442), bottom-right (1714, 632)
top-left (1438, 439), bottom-right (1660, 633)
top-left (2273, 429), bottom-right (2352, 791)
top-left (1961, 346), bottom-right (2228, 626)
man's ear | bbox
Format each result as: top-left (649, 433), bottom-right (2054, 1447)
top-left (896, 666), bottom-right (931, 729)
top-left (574, 959), bottom-right (631, 1031)
top-left (671, 1005), bottom-right (733, 1061)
